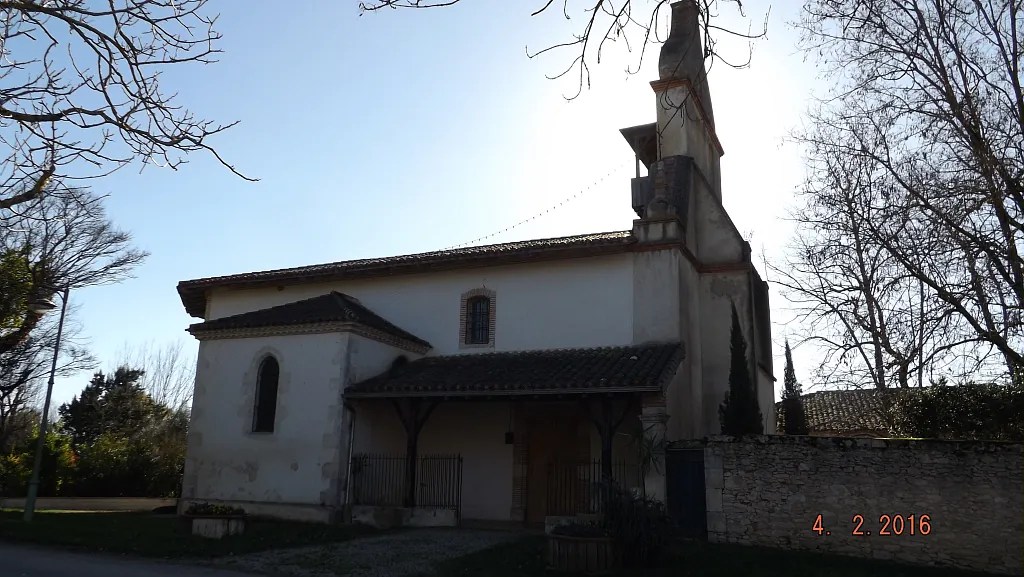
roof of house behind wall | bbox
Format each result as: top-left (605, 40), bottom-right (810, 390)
top-left (776, 389), bottom-right (897, 435)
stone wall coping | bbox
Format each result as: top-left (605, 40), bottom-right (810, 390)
top-left (669, 434), bottom-right (1023, 453)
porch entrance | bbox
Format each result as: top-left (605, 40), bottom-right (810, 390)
top-left (525, 405), bottom-right (581, 524)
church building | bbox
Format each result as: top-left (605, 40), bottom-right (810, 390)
top-left (175, 0), bottom-right (774, 525)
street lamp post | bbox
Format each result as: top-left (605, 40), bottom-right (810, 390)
top-left (22, 286), bottom-right (69, 522)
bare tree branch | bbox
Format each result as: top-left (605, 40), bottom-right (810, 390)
top-left (115, 340), bottom-right (194, 412)
top-left (359, 0), bottom-right (769, 101)
top-left (0, 301), bottom-right (94, 452)
top-left (0, 184), bottom-right (147, 355)
top-left (0, 0), bottom-right (255, 214)
top-left (783, 0), bottom-right (1024, 387)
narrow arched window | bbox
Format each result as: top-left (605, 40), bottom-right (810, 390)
top-left (253, 356), bottom-right (280, 433)
top-left (458, 287), bottom-right (496, 348)
top-left (465, 296), bottom-right (491, 345)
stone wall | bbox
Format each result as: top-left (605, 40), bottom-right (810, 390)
top-left (0, 497), bottom-right (176, 511)
top-left (682, 435), bottom-right (1023, 575)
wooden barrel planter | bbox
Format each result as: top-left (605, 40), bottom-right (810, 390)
top-left (546, 534), bottom-right (621, 575)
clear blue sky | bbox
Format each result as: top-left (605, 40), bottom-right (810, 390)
top-left (53, 1), bottom-right (822, 407)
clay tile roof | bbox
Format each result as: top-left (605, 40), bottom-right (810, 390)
top-left (776, 389), bottom-right (898, 434)
top-left (345, 343), bottom-right (683, 398)
top-left (177, 231), bottom-right (636, 319)
top-left (187, 291), bottom-right (431, 348)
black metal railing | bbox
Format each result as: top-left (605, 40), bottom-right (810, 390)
top-left (417, 454), bottom-right (463, 510)
top-left (546, 460), bottom-right (641, 516)
top-left (349, 453), bottom-right (463, 514)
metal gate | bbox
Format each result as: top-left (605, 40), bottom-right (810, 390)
top-left (349, 453), bottom-right (463, 517)
top-left (665, 449), bottom-right (707, 539)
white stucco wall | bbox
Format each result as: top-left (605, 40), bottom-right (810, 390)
top-left (182, 332), bottom-right (347, 506)
top-left (632, 250), bottom-right (681, 345)
top-left (758, 367), bottom-right (776, 435)
top-left (693, 185), bottom-right (744, 264)
top-left (655, 84), bottom-right (722, 202)
top-left (630, 246), bottom-right (710, 441)
top-left (204, 254), bottom-right (635, 356)
top-left (680, 257), bottom-right (704, 439)
top-left (349, 399), bottom-right (406, 457)
top-left (698, 271), bottom-right (754, 436)
top-left (350, 401), bottom-right (514, 521)
top-left (346, 334), bottom-right (412, 384)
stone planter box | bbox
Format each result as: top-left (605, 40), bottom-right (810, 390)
top-left (186, 516), bottom-right (246, 539)
top-left (546, 534), bottom-right (620, 575)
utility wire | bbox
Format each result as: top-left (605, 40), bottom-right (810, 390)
top-left (441, 162), bottom-right (629, 251)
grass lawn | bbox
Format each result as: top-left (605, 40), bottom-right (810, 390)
top-left (423, 535), bottom-right (996, 577)
top-left (0, 509), bottom-right (379, 559)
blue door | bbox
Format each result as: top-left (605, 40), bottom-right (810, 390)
top-left (665, 449), bottom-right (707, 539)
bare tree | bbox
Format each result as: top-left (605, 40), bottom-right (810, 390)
top-left (0, 185), bottom-right (147, 354)
top-left (774, 123), bottom-right (996, 390)
top-left (115, 340), bottom-right (194, 411)
top-left (0, 303), bottom-right (94, 453)
top-left (359, 0), bottom-right (769, 99)
top-left (0, 0), bottom-right (254, 214)
top-left (785, 0), bottom-right (1024, 382)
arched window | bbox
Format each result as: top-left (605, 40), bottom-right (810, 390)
top-left (465, 296), bottom-right (491, 345)
top-left (459, 288), bottom-right (496, 348)
top-left (252, 356), bottom-right (280, 433)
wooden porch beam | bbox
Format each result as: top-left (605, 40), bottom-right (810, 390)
top-left (581, 395), bottom-right (640, 483)
top-left (390, 398), bottom-right (440, 508)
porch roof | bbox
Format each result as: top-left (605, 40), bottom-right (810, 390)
top-left (187, 291), bottom-right (431, 348)
top-left (346, 343), bottom-right (683, 399)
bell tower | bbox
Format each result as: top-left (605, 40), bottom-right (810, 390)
top-left (653, 0), bottom-right (723, 200)
top-left (620, 0), bottom-right (725, 227)
top-left (621, 1), bottom-right (775, 442)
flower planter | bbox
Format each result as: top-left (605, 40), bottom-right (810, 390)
top-left (186, 515), bottom-right (247, 539)
top-left (546, 534), bottom-right (621, 575)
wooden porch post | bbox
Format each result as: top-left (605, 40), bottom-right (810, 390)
top-left (585, 395), bottom-right (639, 487)
top-left (392, 398), bottom-right (438, 508)
top-left (600, 398), bottom-right (615, 484)
top-left (639, 392), bottom-right (669, 502)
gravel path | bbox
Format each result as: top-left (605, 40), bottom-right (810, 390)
top-left (211, 528), bottom-right (519, 577)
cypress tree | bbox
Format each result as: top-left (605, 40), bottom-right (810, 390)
top-left (781, 340), bottom-right (810, 435)
top-left (719, 303), bottom-right (764, 435)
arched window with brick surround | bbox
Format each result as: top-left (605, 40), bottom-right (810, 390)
top-left (252, 355), bottom-right (280, 433)
top-left (459, 288), bottom-right (496, 348)
top-left (466, 296), bottom-right (490, 343)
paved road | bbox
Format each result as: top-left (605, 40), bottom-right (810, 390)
top-left (0, 542), bottom-right (258, 577)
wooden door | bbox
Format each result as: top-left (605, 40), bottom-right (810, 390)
top-left (526, 411), bottom-right (579, 523)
